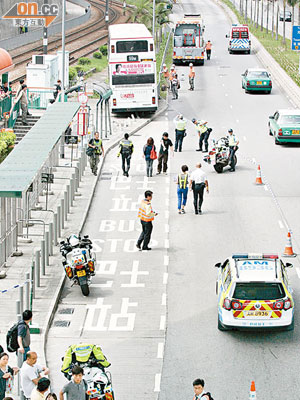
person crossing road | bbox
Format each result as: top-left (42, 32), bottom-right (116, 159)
top-left (117, 133), bottom-right (134, 177)
top-left (192, 118), bottom-right (209, 152)
top-left (173, 114), bottom-right (187, 152)
top-left (227, 128), bottom-right (239, 172)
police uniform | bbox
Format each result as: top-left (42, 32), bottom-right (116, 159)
top-left (118, 138), bottom-right (134, 176)
top-left (88, 138), bottom-right (103, 175)
top-left (228, 133), bottom-right (239, 171)
top-left (196, 121), bottom-right (209, 152)
top-left (173, 116), bottom-right (187, 152)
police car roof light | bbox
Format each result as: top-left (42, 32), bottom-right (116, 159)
top-left (232, 253), bottom-right (278, 260)
top-left (232, 254), bottom-right (248, 259)
top-left (263, 254), bottom-right (278, 259)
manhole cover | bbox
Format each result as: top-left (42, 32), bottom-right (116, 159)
top-left (53, 320), bottom-right (70, 327)
top-left (58, 308), bottom-right (74, 314)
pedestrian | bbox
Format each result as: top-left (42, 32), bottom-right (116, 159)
top-left (59, 366), bottom-right (87, 400)
top-left (3, 397), bottom-right (14, 400)
top-left (45, 394), bottom-right (57, 400)
top-left (173, 114), bottom-right (187, 152)
top-left (189, 163), bottom-right (209, 215)
top-left (227, 128), bottom-right (239, 172)
top-left (0, 353), bottom-right (19, 400)
top-left (117, 133), bottom-right (134, 177)
top-left (192, 378), bottom-right (212, 400)
top-left (88, 132), bottom-right (104, 176)
top-left (1, 83), bottom-right (12, 97)
top-left (53, 80), bottom-right (62, 100)
top-left (136, 190), bottom-right (158, 251)
top-left (171, 74), bottom-right (180, 100)
top-left (162, 63), bottom-right (169, 88)
top-left (15, 79), bottom-right (25, 99)
top-left (188, 63), bottom-right (195, 90)
top-left (20, 352), bottom-right (49, 400)
top-left (205, 40), bottom-right (212, 60)
top-left (143, 137), bottom-right (156, 177)
top-left (17, 310), bottom-right (32, 361)
top-left (169, 66), bottom-right (175, 86)
top-left (192, 118), bottom-right (209, 152)
top-left (30, 378), bottom-right (50, 400)
top-left (157, 132), bottom-right (174, 175)
top-left (20, 85), bottom-right (29, 125)
top-left (176, 165), bottom-right (189, 214)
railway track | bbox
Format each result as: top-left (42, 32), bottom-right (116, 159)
top-left (10, 0), bottom-right (128, 84)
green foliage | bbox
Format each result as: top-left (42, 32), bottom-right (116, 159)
top-left (100, 45), bottom-right (108, 56)
top-left (78, 57), bottom-right (92, 65)
top-left (69, 66), bottom-right (77, 81)
top-left (0, 130), bottom-right (16, 163)
top-left (93, 51), bottom-right (103, 59)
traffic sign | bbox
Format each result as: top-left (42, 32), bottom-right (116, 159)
top-left (292, 25), bottom-right (300, 50)
top-left (78, 92), bottom-right (88, 104)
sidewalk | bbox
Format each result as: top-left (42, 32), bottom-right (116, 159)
top-left (214, 0), bottom-right (300, 108)
top-left (0, 97), bottom-right (167, 398)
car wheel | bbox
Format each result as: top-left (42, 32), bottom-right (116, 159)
top-left (218, 317), bottom-right (227, 331)
top-left (275, 136), bottom-right (280, 145)
top-left (285, 319), bottom-right (294, 331)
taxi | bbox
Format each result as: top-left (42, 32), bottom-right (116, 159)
top-left (241, 68), bottom-right (272, 93)
top-left (216, 254), bottom-right (294, 331)
top-left (269, 109), bottom-right (300, 144)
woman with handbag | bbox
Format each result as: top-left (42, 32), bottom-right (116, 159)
top-left (0, 353), bottom-right (19, 400)
top-left (143, 137), bottom-right (157, 177)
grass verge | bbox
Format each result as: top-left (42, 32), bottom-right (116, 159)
top-left (157, 32), bottom-right (174, 99)
top-left (222, 0), bottom-right (300, 86)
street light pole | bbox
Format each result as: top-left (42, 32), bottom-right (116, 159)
top-left (43, 0), bottom-right (48, 54)
top-left (61, 0), bottom-right (66, 103)
top-left (105, 0), bottom-right (109, 23)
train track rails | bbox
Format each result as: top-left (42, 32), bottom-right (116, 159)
top-left (10, 0), bottom-right (128, 84)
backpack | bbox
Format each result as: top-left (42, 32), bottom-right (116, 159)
top-left (6, 321), bottom-right (24, 352)
top-left (201, 393), bottom-right (214, 400)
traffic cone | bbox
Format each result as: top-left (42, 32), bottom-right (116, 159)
top-left (255, 165), bottom-right (263, 185)
top-left (249, 381), bottom-right (256, 400)
top-left (282, 231), bottom-right (297, 257)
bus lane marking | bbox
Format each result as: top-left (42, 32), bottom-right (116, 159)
top-left (120, 260), bottom-right (149, 288)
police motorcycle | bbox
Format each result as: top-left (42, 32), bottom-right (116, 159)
top-left (203, 136), bottom-right (237, 173)
top-left (62, 344), bottom-right (114, 400)
top-left (59, 234), bottom-right (96, 296)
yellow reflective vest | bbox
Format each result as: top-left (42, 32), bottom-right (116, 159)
top-left (61, 343), bottom-right (110, 373)
top-left (138, 199), bottom-right (155, 222)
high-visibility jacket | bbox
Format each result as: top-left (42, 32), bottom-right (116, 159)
top-left (206, 42), bottom-right (212, 50)
top-left (92, 139), bottom-right (103, 155)
top-left (196, 121), bottom-right (208, 134)
top-left (61, 343), bottom-right (111, 373)
top-left (162, 67), bottom-right (169, 79)
top-left (169, 70), bottom-right (176, 81)
top-left (178, 173), bottom-right (188, 189)
top-left (174, 117), bottom-right (187, 131)
top-left (228, 134), bottom-right (238, 146)
top-left (138, 199), bottom-right (155, 222)
top-left (189, 67), bottom-right (195, 78)
top-left (118, 139), bottom-right (134, 156)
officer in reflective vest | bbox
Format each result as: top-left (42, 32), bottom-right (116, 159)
top-left (61, 343), bottom-right (111, 375)
top-left (88, 132), bottom-right (104, 176)
top-left (173, 114), bottom-right (187, 152)
top-left (227, 128), bottom-right (239, 172)
top-left (192, 118), bottom-right (209, 152)
top-left (177, 165), bottom-right (189, 214)
top-left (117, 133), bottom-right (134, 177)
top-left (188, 63), bottom-right (195, 91)
top-left (136, 190), bottom-right (158, 251)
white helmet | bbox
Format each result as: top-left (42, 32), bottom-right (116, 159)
top-left (69, 234), bottom-right (79, 247)
top-left (172, 64), bottom-right (175, 68)
top-left (163, 63), bottom-right (166, 67)
top-left (189, 63), bottom-right (193, 66)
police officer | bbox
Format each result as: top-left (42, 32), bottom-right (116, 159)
top-left (136, 190), bottom-right (158, 251)
top-left (227, 128), bottom-right (239, 172)
top-left (88, 132), bottom-right (104, 176)
top-left (117, 133), bottom-right (134, 177)
top-left (192, 118), bottom-right (209, 152)
top-left (173, 114), bottom-right (187, 152)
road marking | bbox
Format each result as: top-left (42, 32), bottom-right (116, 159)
top-left (154, 373), bottom-right (161, 392)
top-left (278, 220), bottom-right (284, 229)
top-left (296, 267), bottom-right (300, 279)
top-left (165, 210), bottom-right (169, 218)
top-left (230, 105), bottom-right (233, 109)
top-left (252, 157), bottom-right (256, 163)
top-left (165, 239), bottom-right (169, 248)
top-left (243, 136), bottom-right (246, 141)
top-left (165, 224), bottom-right (169, 233)
top-left (120, 261), bottom-right (149, 288)
top-left (163, 272), bottom-right (168, 284)
top-left (236, 119), bottom-right (239, 123)
top-left (90, 282), bottom-right (113, 288)
top-left (165, 198), bottom-right (169, 206)
top-left (225, 93), bottom-right (228, 96)
top-left (164, 255), bottom-right (169, 265)
top-left (222, 83), bottom-right (225, 86)
top-left (165, 186), bottom-right (169, 194)
top-left (161, 293), bottom-right (167, 306)
top-left (157, 343), bottom-right (164, 358)
top-left (160, 315), bottom-right (166, 330)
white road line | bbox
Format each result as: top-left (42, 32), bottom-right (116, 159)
top-left (154, 373), bottom-right (161, 392)
top-left (165, 210), bottom-right (169, 219)
top-left (161, 293), bottom-right (167, 306)
top-left (230, 105), bottom-right (233, 109)
top-left (278, 220), bottom-right (284, 229)
top-left (222, 83), bottom-right (225, 86)
top-left (157, 343), bottom-right (164, 358)
top-left (164, 255), bottom-right (169, 265)
top-left (165, 198), bottom-right (169, 206)
top-left (243, 136), bottom-right (246, 141)
top-left (296, 267), bottom-right (300, 279)
top-left (165, 239), bottom-right (169, 248)
top-left (163, 272), bottom-right (168, 284)
top-left (225, 93), bottom-right (228, 96)
top-left (236, 119), bottom-right (239, 123)
top-left (252, 157), bottom-right (256, 163)
top-left (159, 315), bottom-right (166, 330)
top-left (264, 185), bottom-right (268, 191)
top-left (165, 224), bottom-right (169, 233)
top-left (165, 186), bottom-right (170, 194)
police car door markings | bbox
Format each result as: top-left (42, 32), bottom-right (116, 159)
top-left (98, 219), bottom-right (136, 232)
top-left (108, 298), bottom-right (138, 331)
top-left (110, 176), bottom-right (131, 190)
top-left (120, 260), bottom-right (149, 288)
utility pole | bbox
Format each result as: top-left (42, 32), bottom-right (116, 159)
top-left (152, 0), bottom-right (155, 39)
top-left (61, 0), bottom-right (65, 103)
top-left (43, 0), bottom-right (48, 54)
top-left (105, 0), bottom-right (109, 23)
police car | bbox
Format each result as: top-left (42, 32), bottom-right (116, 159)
top-left (216, 254), bottom-right (294, 331)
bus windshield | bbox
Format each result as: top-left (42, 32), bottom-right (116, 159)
top-left (116, 40), bottom-right (148, 53)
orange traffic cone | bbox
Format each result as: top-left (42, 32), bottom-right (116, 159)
top-left (282, 231), bottom-right (297, 257)
top-left (255, 165), bottom-right (263, 185)
top-left (249, 381), bottom-right (256, 399)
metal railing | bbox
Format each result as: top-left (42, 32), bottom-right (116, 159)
top-left (157, 28), bottom-right (173, 97)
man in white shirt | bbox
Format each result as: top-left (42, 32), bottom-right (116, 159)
top-left (20, 351), bottom-right (49, 399)
top-left (189, 163), bottom-right (209, 215)
top-left (227, 128), bottom-right (239, 172)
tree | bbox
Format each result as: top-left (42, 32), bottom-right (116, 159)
top-left (153, 1), bottom-right (171, 44)
top-left (276, 0), bottom-right (279, 40)
top-left (266, 0), bottom-right (269, 33)
top-left (130, 0), bottom-right (151, 27)
top-left (260, 0), bottom-right (264, 31)
top-left (287, 0), bottom-right (297, 41)
top-left (282, 0), bottom-right (286, 45)
top-left (271, 0), bottom-right (275, 37)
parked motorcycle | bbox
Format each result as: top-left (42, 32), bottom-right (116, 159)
top-left (60, 234), bottom-right (96, 296)
top-left (203, 136), bottom-right (237, 173)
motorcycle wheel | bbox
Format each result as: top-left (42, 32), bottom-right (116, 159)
top-left (214, 164), bottom-right (224, 173)
top-left (80, 283), bottom-right (90, 296)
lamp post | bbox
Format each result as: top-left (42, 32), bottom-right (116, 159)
top-left (43, 0), bottom-right (48, 54)
top-left (61, 0), bottom-right (66, 103)
top-left (152, 0), bottom-right (155, 39)
top-left (105, 0), bottom-right (109, 23)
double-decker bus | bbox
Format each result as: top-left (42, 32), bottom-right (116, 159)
top-left (108, 23), bottom-right (158, 113)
